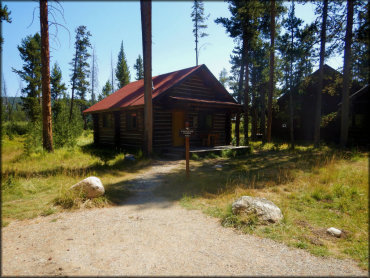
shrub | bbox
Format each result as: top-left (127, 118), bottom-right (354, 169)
top-left (3, 121), bottom-right (28, 139)
top-left (23, 120), bottom-right (43, 156)
top-left (53, 100), bottom-right (84, 148)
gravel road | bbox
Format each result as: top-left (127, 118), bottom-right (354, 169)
top-left (2, 160), bottom-right (367, 276)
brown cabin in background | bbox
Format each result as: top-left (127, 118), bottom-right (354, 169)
top-left (83, 65), bottom-right (242, 151)
top-left (271, 65), bottom-right (367, 145)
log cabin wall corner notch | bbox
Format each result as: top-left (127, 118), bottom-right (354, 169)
top-left (83, 64), bottom-right (242, 150)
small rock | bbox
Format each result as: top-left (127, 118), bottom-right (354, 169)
top-left (232, 196), bottom-right (283, 223)
top-left (70, 176), bottom-right (104, 198)
top-left (214, 164), bottom-right (223, 169)
top-left (327, 227), bottom-right (342, 238)
top-left (125, 154), bottom-right (136, 161)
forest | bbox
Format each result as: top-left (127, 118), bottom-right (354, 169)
top-left (1, 0), bottom-right (369, 153)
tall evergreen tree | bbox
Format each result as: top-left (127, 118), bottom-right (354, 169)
top-left (12, 33), bottom-right (42, 122)
top-left (313, 0), bottom-right (328, 148)
top-left (266, 0), bottom-right (276, 143)
top-left (216, 0), bottom-right (264, 145)
top-left (277, 1), bottom-right (303, 149)
top-left (340, 0), bottom-right (354, 148)
top-left (218, 68), bottom-right (229, 87)
top-left (40, 0), bottom-right (53, 152)
top-left (69, 25), bottom-right (91, 120)
top-left (99, 80), bottom-right (112, 100)
top-left (134, 54), bottom-right (144, 80)
top-left (141, 0), bottom-right (153, 156)
top-left (191, 0), bottom-right (209, 66)
top-left (0, 3), bottom-right (12, 49)
top-left (50, 62), bottom-right (66, 101)
top-left (352, 1), bottom-right (369, 86)
top-left (116, 41), bottom-right (130, 88)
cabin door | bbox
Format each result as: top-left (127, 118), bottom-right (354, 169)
top-left (172, 111), bottom-right (185, 146)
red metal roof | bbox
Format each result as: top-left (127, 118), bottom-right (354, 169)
top-left (84, 64), bottom-right (203, 113)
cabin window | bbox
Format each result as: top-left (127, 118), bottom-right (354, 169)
top-left (199, 113), bottom-right (213, 130)
top-left (127, 111), bottom-right (138, 130)
top-left (102, 113), bottom-right (113, 128)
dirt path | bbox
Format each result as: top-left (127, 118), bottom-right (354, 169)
top-left (2, 160), bottom-right (367, 276)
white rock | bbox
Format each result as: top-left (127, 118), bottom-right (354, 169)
top-left (327, 227), bottom-right (342, 238)
top-left (214, 164), bottom-right (223, 168)
top-left (232, 196), bottom-right (283, 223)
top-left (70, 176), bottom-right (105, 198)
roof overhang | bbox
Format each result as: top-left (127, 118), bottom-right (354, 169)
top-left (167, 96), bottom-right (242, 110)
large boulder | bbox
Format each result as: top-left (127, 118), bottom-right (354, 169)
top-left (232, 196), bottom-right (283, 223)
top-left (70, 177), bottom-right (105, 198)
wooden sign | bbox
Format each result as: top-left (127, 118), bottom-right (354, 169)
top-left (179, 128), bottom-right (194, 137)
top-left (180, 122), bottom-right (193, 178)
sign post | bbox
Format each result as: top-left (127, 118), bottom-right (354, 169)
top-left (180, 121), bottom-right (194, 178)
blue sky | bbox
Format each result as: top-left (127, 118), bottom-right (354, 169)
top-left (2, 1), bottom-right (343, 98)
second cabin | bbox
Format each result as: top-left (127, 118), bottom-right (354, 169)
top-left (83, 64), bottom-right (242, 151)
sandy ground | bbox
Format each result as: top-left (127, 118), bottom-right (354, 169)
top-left (2, 160), bottom-right (367, 276)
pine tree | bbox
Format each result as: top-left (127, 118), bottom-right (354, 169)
top-left (40, 0), bottom-right (53, 152)
top-left (266, 0), bottom-right (276, 143)
top-left (277, 1), bottom-right (303, 149)
top-left (0, 3), bottom-right (12, 49)
top-left (12, 33), bottom-right (42, 122)
top-left (116, 41), bottom-right (130, 88)
top-left (340, 0), bottom-right (354, 148)
top-left (313, 0), bottom-right (328, 148)
top-left (134, 54), bottom-right (144, 80)
top-left (69, 26), bottom-right (91, 120)
top-left (141, 0), bottom-right (153, 156)
top-left (99, 80), bottom-right (112, 100)
top-left (352, 1), bottom-right (369, 86)
top-left (191, 0), bottom-right (209, 66)
top-left (50, 62), bottom-right (66, 101)
top-left (218, 68), bottom-right (229, 87)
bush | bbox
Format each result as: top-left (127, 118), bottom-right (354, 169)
top-left (3, 121), bottom-right (28, 139)
top-left (53, 100), bottom-right (84, 148)
top-left (23, 120), bottom-right (43, 156)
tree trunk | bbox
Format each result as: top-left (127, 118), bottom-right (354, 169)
top-left (260, 85), bottom-right (266, 143)
top-left (243, 37), bottom-right (249, 145)
top-left (340, 0), bottom-right (354, 148)
top-left (289, 87), bottom-right (295, 149)
top-left (195, 0), bottom-right (198, 66)
top-left (266, 0), bottom-right (276, 142)
top-left (141, 0), bottom-right (153, 156)
top-left (314, 0), bottom-right (328, 147)
top-left (289, 19), bottom-right (295, 149)
top-left (40, 0), bottom-right (53, 152)
top-left (235, 44), bottom-right (245, 146)
top-left (251, 66), bottom-right (257, 141)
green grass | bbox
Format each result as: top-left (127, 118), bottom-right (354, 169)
top-left (2, 131), bottom-right (152, 224)
top-left (156, 144), bottom-right (369, 270)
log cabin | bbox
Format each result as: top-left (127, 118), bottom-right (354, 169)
top-left (83, 64), bottom-right (242, 151)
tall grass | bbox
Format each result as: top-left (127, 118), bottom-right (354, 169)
top-left (156, 146), bottom-right (369, 269)
top-left (2, 132), bottom-right (151, 224)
